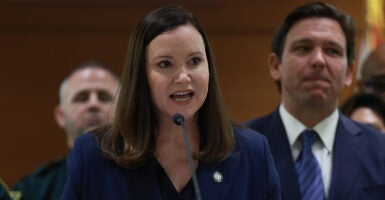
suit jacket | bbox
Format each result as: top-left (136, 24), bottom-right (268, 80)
top-left (244, 108), bottom-right (385, 200)
top-left (61, 127), bottom-right (281, 200)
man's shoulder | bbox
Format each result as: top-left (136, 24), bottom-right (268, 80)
top-left (341, 115), bottom-right (385, 137)
top-left (12, 157), bottom-right (68, 200)
top-left (340, 115), bottom-right (385, 150)
top-left (35, 157), bottom-right (67, 175)
top-left (13, 157), bottom-right (67, 187)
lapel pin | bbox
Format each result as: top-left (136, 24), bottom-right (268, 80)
top-left (212, 171), bottom-right (223, 183)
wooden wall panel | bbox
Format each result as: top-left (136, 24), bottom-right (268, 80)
top-left (211, 34), bottom-right (280, 122)
top-left (0, 0), bottom-right (364, 185)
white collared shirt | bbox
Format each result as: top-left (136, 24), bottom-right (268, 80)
top-left (279, 104), bottom-right (337, 198)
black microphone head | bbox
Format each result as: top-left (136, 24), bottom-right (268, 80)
top-left (172, 113), bottom-right (185, 126)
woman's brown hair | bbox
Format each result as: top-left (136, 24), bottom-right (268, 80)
top-left (98, 5), bottom-right (234, 169)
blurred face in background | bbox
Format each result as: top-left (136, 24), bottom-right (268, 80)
top-left (360, 75), bottom-right (385, 101)
top-left (55, 67), bottom-right (119, 149)
top-left (350, 107), bottom-right (385, 133)
top-left (358, 44), bottom-right (385, 101)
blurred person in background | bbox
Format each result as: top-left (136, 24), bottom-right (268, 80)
top-left (12, 61), bottom-right (120, 200)
top-left (341, 93), bottom-right (385, 133)
top-left (357, 43), bottom-right (385, 101)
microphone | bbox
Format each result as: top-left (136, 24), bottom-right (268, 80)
top-left (172, 113), bottom-right (202, 200)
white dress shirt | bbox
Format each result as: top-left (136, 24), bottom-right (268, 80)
top-left (279, 104), bottom-right (338, 198)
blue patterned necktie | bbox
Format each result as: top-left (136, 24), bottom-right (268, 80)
top-left (295, 130), bottom-right (325, 200)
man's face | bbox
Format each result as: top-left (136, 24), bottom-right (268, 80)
top-left (55, 67), bottom-right (119, 149)
top-left (269, 17), bottom-right (353, 112)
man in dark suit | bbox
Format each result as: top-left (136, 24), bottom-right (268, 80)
top-left (12, 62), bottom-right (120, 200)
top-left (244, 2), bottom-right (385, 200)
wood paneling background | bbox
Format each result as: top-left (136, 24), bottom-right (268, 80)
top-left (0, 0), bottom-right (363, 185)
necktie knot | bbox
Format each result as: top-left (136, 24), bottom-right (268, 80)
top-left (301, 130), bottom-right (318, 148)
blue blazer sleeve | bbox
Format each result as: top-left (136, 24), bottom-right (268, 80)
top-left (228, 127), bottom-right (281, 200)
top-left (61, 133), bottom-right (116, 199)
top-left (61, 134), bottom-right (85, 199)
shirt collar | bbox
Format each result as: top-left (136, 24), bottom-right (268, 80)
top-left (279, 104), bottom-right (338, 152)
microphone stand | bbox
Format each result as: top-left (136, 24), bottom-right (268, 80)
top-left (173, 113), bottom-right (202, 200)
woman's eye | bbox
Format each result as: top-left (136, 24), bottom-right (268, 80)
top-left (158, 60), bottom-right (172, 68)
top-left (190, 57), bottom-right (201, 65)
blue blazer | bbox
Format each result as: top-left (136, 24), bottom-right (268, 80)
top-left (244, 109), bottom-right (385, 200)
top-left (61, 127), bottom-right (281, 200)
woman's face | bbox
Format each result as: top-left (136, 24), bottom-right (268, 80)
top-left (146, 24), bottom-right (209, 123)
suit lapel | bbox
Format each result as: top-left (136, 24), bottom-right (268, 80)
top-left (112, 157), bottom-right (162, 200)
top-left (198, 145), bottom-right (241, 199)
top-left (329, 116), bottom-right (367, 200)
top-left (110, 150), bottom-right (240, 200)
top-left (264, 110), bottom-right (302, 200)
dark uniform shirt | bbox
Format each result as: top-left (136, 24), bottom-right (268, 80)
top-left (0, 178), bottom-right (12, 200)
top-left (12, 157), bottom-right (67, 200)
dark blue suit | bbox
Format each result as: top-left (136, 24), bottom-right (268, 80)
top-left (244, 109), bottom-right (385, 200)
top-left (61, 127), bottom-right (281, 199)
